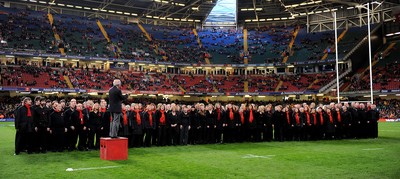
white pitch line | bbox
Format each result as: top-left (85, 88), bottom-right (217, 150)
top-left (242, 154), bottom-right (276, 159)
top-left (362, 148), bottom-right (384, 151)
top-left (66, 166), bottom-right (120, 172)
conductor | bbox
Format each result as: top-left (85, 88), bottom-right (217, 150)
top-left (109, 79), bottom-right (128, 138)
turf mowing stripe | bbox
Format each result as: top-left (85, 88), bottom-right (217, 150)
top-left (361, 148), bottom-right (384, 151)
top-left (66, 166), bottom-right (120, 172)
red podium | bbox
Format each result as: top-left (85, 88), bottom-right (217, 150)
top-left (100, 137), bottom-right (128, 160)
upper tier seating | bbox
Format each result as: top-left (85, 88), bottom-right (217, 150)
top-left (0, 7), bottom-right (55, 52)
top-left (0, 7), bottom-right (377, 65)
top-left (247, 26), bottom-right (295, 64)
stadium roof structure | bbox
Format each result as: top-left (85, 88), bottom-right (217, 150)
top-left (8, 0), bottom-right (400, 24)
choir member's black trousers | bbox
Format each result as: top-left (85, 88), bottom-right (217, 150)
top-left (188, 127), bottom-right (198, 144)
top-left (35, 127), bottom-right (48, 152)
top-left (131, 133), bottom-right (144, 147)
top-left (180, 126), bottom-right (189, 145)
top-left (215, 128), bottom-right (223, 143)
top-left (335, 123), bottom-right (343, 139)
top-left (78, 129), bottom-right (88, 150)
top-left (88, 128), bottom-right (102, 149)
top-left (274, 126), bottom-right (284, 142)
top-left (371, 122), bottom-right (378, 138)
top-left (53, 128), bottom-right (65, 152)
top-left (263, 125), bottom-right (273, 142)
top-left (68, 128), bottom-right (78, 150)
top-left (15, 131), bottom-right (34, 154)
top-left (342, 124), bottom-right (351, 139)
top-left (158, 125), bottom-right (168, 146)
top-left (169, 127), bottom-right (179, 145)
top-left (206, 126), bottom-right (215, 143)
top-left (143, 128), bottom-right (153, 147)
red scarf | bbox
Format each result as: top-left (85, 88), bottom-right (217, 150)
top-left (159, 110), bottom-right (166, 124)
top-left (319, 112), bottom-right (324, 125)
top-left (312, 113), bottom-right (317, 125)
top-left (148, 111), bottom-right (153, 127)
top-left (122, 109), bottom-right (128, 126)
top-left (135, 110), bottom-right (141, 125)
top-left (239, 111), bottom-right (244, 124)
top-left (286, 111), bottom-right (290, 124)
top-left (87, 106), bottom-right (92, 112)
top-left (295, 113), bottom-right (300, 125)
top-left (337, 111), bottom-right (341, 123)
top-left (229, 109), bottom-right (234, 120)
top-left (25, 104), bottom-right (31, 117)
top-left (100, 108), bottom-right (106, 113)
top-left (249, 110), bottom-right (254, 123)
top-left (306, 112), bottom-right (310, 124)
top-left (328, 112), bottom-right (333, 124)
top-left (77, 109), bottom-right (84, 124)
top-left (217, 108), bottom-right (221, 121)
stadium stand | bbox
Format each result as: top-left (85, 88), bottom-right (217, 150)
top-left (0, 65), bottom-right (68, 88)
top-left (289, 28), bottom-right (337, 63)
top-left (247, 26), bottom-right (295, 64)
top-left (0, 6), bottom-right (398, 96)
top-left (0, 6), bottom-right (382, 66)
top-left (0, 7), bottom-right (56, 52)
top-left (344, 40), bottom-right (400, 91)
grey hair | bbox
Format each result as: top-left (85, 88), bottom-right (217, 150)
top-left (113, 79), bottom-right (121, 86)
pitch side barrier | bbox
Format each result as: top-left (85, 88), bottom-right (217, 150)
top-left (1, 87), bottom-right (399, 96)
top-left (0, 50), bottom-right (338, 67)
top-left (0, 118), bottom-right (14, 122)
top-left (0, 87), bottom-right (320, 96)
top-left (0, 87), bottom-right (87, 93)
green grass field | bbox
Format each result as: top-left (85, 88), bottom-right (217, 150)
top-left (1, 122), bottom-right (399, 178)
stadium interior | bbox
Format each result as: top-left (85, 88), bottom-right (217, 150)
top-left (1, 1), bottom-right (400, 178)
top-left (0, 0), bottom-right (399, 103)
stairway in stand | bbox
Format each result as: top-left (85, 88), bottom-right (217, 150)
top-left (321, 28), bottom-right (348, 60)
top-left (283, 26), bottom-right (300, 63)
top-left (193, 29), bottom-right (210, 64)
top-left (243, 29), bottom-right (249, 92)
top-left (63, 76), bottom-right (74, 89)
top-left (47, 13), bottom-right (65, 55)
top-left (275, 81), bottom-right (283, 92)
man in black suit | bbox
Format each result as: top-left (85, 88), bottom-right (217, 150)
top-left (109, 79), bottom-right (127, 138)
top-left (64, 99), bottom-right (77, 151)
top-left (33, 97), bottom-right (50, 153)
top-left (367, 104), bottom-right (379, 138)
top-left (15, 97), bottom-right (35, 155)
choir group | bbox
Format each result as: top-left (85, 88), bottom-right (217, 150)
top-left (14, 96), bottom-right (379, 155)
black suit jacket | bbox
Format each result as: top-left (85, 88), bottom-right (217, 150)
top-left (108, 86), bottom-right (127, 113)
top-left (15, 106), bottom-right (35, 132)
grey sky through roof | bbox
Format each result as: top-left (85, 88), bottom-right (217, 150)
top-left (204, 0), bottom-right (237, 24)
